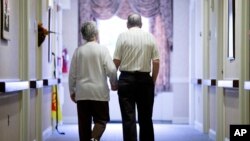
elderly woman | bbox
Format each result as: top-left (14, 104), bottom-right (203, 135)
top-left (68, 21), bottom-right (117, 141)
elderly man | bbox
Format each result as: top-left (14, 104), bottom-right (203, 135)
top-left (113, 13), bottom-right (160, 141)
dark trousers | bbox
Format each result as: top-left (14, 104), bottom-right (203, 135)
top-left (77, 100), bottom-right (110, 141)
top-left (118, 71), bottom-right (155, 141)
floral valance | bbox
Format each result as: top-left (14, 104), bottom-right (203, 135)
top-left (79, 0), bottom-right (173, 92)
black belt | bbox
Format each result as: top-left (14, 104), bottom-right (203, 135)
top-left (120, 71), bottom-right (150, 75)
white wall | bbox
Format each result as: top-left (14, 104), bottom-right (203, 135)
top-left (0, 0), bottom-right (20, 80)
top-left (172, 0), bottom-right (190, 123)
top-left (61, 0), bottom-right (79, 123)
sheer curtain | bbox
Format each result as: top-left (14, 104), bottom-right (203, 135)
top-left (79, 0), bottom-right (173, 92)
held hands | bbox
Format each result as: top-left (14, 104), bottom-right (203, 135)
top-left (70, 93), bottom-right (77, 103)
top-left (111, 83), bottom-right (118, 91)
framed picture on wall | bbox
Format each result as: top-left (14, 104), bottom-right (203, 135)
top-left (227, 0), bottom-right (235, 61)
top-left (1, 0), bottom-right (10, 40)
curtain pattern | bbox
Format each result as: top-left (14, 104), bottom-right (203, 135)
top-left (116, 0), bottom-right (134, 19)
top-left (127, 0), bottom-right (160, 17)
top-left (79, 0), bottom-right (173, 92)
top-left (91, 0), bottom-right (121, 19)
top-left (150, 15), bottom-right (171, 92)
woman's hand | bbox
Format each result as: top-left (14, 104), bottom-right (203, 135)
top-left (70, 93), bottom-right (77, 103)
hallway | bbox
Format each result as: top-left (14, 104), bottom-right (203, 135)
top-left (1, 0), bottom-right (250, 141)
top-left (45, 123), bottom-right (213, 141)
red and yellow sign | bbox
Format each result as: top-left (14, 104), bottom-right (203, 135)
top-left (51, 85), bottom-right (62, 122)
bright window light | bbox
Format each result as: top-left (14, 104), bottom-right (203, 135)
top-left (97, 16), bottom-right (149, 56)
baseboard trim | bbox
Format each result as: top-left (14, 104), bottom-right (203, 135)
top-left (172, 117), bottom-right (189, 124)
top-left (42, 126), bottom-right (52, 140)
top-left (209, 128), bottom-right (216, 141)
top-left (63, 117), bottom-right (78, 124)
top-left (194, 120), bottom-right (203, 132)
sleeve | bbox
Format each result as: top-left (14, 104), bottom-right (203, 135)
top-left (68, 49), bottom-right (78, 95)
top-left (103, 47), bottom-right (118, 85)
top-left (113, 34), bottom-right (122, 60)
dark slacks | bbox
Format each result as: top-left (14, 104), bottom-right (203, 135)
top-left (77, 100), bottom-right (110, 141)
top-left (118, 71), bottom-right (155, 141)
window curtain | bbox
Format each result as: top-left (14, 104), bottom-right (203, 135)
top-left (79, 0), bottom-right (173, 92)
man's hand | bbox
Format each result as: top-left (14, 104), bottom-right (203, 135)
top-left (70, 93), bottom-right (77, 103)
top-left (111, 84), bottom-right (118, 91)
top-left (152, 59), bottom-right (160, 84)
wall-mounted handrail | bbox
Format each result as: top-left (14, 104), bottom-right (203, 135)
top-left (0, 81), bottom-right (30, 93)
top-left (217, 80), bottom-right (239, 88)
top-left (30, 80), bottom-right (44, 88)
top-left (244, 81), bottom-right (250, 90)
top-left (191, 78), bottom-right (202, 85)
top-left (43, 78), bottom-right (61, 86)
top-left (0, 78), bottom-right (61, 93)
top-left (203, 79), bottom-right (217, 86)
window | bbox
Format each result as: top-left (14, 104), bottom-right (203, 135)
top-left (97, 16), bottom-right (149, 55)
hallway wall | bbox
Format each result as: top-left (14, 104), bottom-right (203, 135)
top-left (0, 0), bottom-right (20, 79)
top-left (0, 0), bottom-right (64, 141)
top-left (0, 0), bottom-right (23, 140)
top-left (190, 1), bottom-right (250, 141)
top-left (61, 0), bottom-right (79, 123)
top-left (172, 0), bottom-right (190, 123)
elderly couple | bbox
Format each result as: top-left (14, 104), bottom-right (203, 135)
top-left (68, 13), bottom-right (160, 141)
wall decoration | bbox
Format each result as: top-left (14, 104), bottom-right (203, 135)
top-left (227, 0), bottom-right (235, 61)
top-left (1, 0), bottom-right (10, 40)
top-left (37, 8), bottom-right (55, 63)
top-left (38, 22), bottom-right (49, 47)
top-left (38, 22), bottom-right (55, 46)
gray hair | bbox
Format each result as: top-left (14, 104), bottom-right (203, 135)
top-left (81, 21), bottom-right (98, 41)
top-left (127, 13), bottom-right (142, 28)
